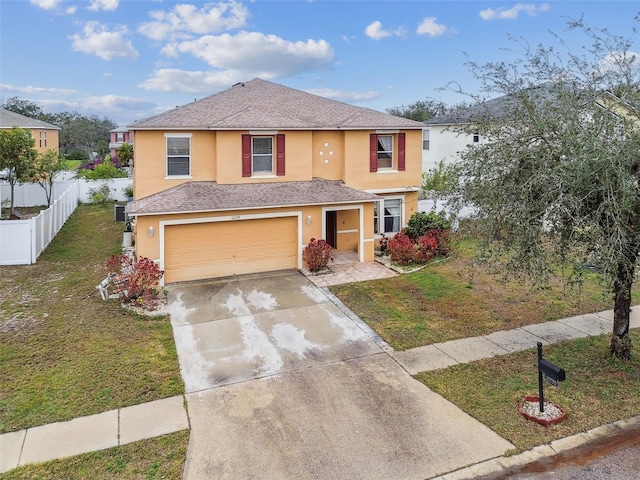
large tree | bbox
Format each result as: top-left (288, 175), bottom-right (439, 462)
top-left (387, 98), bottom-right (448, 121)
top-left (1, 98), bottom-right (117, 157)
top-left (0, 127), bottom-right (37, 215)
top-left (449, 18), bottom-right (640, 359)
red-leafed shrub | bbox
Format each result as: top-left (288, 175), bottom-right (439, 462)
top-left (387, 232), bottom-right (416, 265)
top-left (303, 238), bottom-right (333, 272)
top-left (106, 255), bottom-right (164, 309)
top-left (415, 234), bottom-right (438, 263)
top-left (426, 228), bottom-right (452, 257)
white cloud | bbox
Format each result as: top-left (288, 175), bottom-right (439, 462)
top-left (70, 22), bottom-right (139, 60)
top-left (88, 0), bottom-right (119, 12)
top-left (365, 21), bottom-right (392, 40)
top-left (306, 88), bottom-right (380, 103)
top-left (598, 51), bottom-right (640, 73)
top-left (162, 31), bottom-right (334, 77)
top-left (139, 69), bottom-right (246, 93)
top-left (65, 5), bottom-right (77, 14)
top-left (82, 94), bottom-right (156, 111)
top-left (480, 3), bottom-right (550, 21)
top-left (29, 0), bottom-right (61, 9)
top-left (416, 17), bottom-right (448, 37)
top-left (138, 1), bottom-right (249, 41)
top-left (0, 84), bottom-right (79, 96)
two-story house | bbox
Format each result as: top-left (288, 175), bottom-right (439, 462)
top-left (109, 126), bottom-right (134, 159)
top-left (0, 107), bottom-right (60, 154)
top-left (126, 78), bottom-right (425, 284)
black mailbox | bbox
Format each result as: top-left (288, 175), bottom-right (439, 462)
top-left (539, 358), bottom-right (565, 385)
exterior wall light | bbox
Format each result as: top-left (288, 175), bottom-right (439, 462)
top-left (148, 226), bottom-right (154, 237)
top-left (306, 215), bottom-right (312, 224)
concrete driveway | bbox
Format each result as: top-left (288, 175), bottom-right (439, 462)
top-left (167, 270), bottom-right (513, 480)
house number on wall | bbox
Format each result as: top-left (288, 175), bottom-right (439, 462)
top-left (230, 215), bottom-right (241, 220)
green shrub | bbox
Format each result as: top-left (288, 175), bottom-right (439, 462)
top-left (77, 159), bottom-right (127, 180)
top-left (405, 211), bottom-right (452, 240)
top-left (88, 184), bottom-right (113, 205)
top-left (65, 148), bottom-right (90, 161)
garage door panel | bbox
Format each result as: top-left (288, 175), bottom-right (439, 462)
top-left (164, 217), bottom-right (298, 283)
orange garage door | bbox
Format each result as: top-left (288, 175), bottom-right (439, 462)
top-left (164, 216), bottom-right (298, 283)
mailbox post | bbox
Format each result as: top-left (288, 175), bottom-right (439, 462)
top-left (537, 342), bottom-right (565, 412)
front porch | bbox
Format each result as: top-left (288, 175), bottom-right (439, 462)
top-left (303, 249), bottom-right (396, 288)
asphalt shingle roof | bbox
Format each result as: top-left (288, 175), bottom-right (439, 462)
top-left (0, 108), bottom-right (60, 130)
top-left (129, 78), bottom-right (426, 130)
top-left (126, 178), bottom-right (382, 216)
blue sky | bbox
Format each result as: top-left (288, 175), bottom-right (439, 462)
top-left (1, 1), bottom-right (638, 125)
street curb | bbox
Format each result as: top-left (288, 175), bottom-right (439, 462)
top-left (434, 415), bottom-right (640, 479)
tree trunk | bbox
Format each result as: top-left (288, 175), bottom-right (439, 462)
top-left (610, 257), bottom-right (636, 360)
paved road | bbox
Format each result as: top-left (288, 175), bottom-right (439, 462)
top-left (477, 425), bottom-right (640, 480)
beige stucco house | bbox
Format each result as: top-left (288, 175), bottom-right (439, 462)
top-left (126, 78), bottom-right (425, 284)
top-left (0, 107), bottom-right (60, 154)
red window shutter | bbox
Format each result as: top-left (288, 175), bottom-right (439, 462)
top-left (276, 134), bottom-right (285, 176)
top-left (242, 134), bottom-right (251, 177)
top-left (398, 133), bottom-right (406, 171)
top-left (370, 134), bottom-right (378, 172)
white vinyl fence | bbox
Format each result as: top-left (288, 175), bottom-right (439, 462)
top-left (418, 198), bottom-right (477, 219)
top-left (0, 178), bottom-right (132, 265)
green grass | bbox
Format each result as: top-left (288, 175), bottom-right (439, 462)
top-left (0, 431), bottom-right (189, 480)
top-left (416, 330), bottom-right (640, 453)
top-left (0, 204), bottom-right (184, 433)
top-left (330, 237), bottom-right (630, 350)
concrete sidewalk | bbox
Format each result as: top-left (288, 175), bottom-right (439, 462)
top-left (0, 395), bottom-right (189, 474)
top-left (390, 308), bottom-right (640, 375)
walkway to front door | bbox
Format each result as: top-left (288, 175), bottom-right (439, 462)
top-left (303, 250), bottom-right (397, 287)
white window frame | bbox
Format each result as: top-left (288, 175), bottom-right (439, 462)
top-left (165, 133), bottom-right (192, 178)
top-left (377, 134), bottom-right (394, 170)
top-left (252, 136), bottom-right (274, 175)
top-left (116, 132), bottom-right (124, 142)
top-left (422, 129), bottom-right (430, 150)
top-left (374, 196), bottom-right (404, 236)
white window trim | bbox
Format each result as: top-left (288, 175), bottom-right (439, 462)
top-left (251, 135), bottom-right (275, 176)
top-left (374, 195), bottom-right (405, 237)
top-left (164, 133), bottom-right (192, 179)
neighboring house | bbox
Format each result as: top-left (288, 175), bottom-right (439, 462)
top-left (0, 107), bottom-right (60, 154)
top-left (109, 126), bottom-right (134, 158)
top-left (126, 78), bottom-right (425, 284)
top-left (422, 86), bottom-right (640, 173)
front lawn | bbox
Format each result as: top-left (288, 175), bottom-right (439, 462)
top-left (0, 431), bottom-right (189, 480)
top-left (0, 204), bottom-right (184, 433)
top-left (416, 330), bottom-right (640, 453)
top-left (330, 238), bottom-right (630, 351)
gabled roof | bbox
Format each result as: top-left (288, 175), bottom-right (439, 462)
top-left (127, 178), bottom-right (381, 216)
top-left (0, 108), bottom-right (60, 130)
top-left (129, 78), bottom-right (425, 130)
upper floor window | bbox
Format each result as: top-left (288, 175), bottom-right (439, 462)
top-left (473, 132), bottom-right (480, 143)
top-left (252, 137), bottom-right (273, 174)
top-left (242, 134), bottom-right (285, 177)
top-left (44, 131), bottom-right (47, 147)
top-left (165, 133), bottom-right (191, 177)
top-left (422, 129), bottom-right (430, 150)
top-left (39, 131), bottom-right (42, 148)
top-left (117, 133), bottom-right (124, 142)
top-left (370, 133), bottom-right (405, 172)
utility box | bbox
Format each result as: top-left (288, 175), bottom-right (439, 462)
top-left (114, 204), bottom-right (127, 222)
